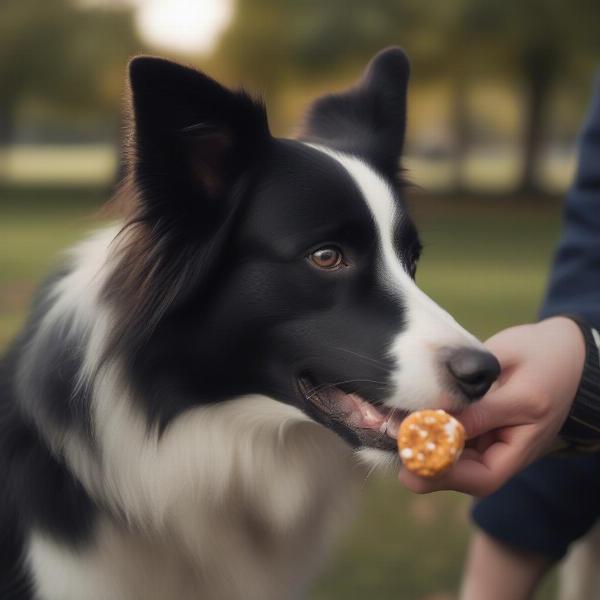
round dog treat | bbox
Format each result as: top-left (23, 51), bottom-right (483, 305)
top-left (397, 409), bottom-right (465, 478)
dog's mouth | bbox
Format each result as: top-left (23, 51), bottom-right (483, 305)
top-left (297, 375), bottom-right (406, 451)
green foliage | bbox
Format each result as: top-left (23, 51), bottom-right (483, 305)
top-left (214, 0), bottom-right (425, 93)
top-left (214, 0), bottom-right (600, 191)
top-left (0, 0), bottom-right (140, 129)
top-left (216, 0), bottom-right (600, 89)
top-left (458, 0), bottom-right (600, 78)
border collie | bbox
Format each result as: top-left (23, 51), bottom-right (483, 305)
top-left (0, 48), bottom-right (499, 599)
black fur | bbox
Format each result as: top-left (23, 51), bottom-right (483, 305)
top-left (125, 137), bottom-right (415, 436)
top-left (299, 47), bottom-right (410, 179)
top-left (1, 276), bottom-right (99, 599)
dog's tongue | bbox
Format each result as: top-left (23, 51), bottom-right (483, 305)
top-left (344, 393), bottom-right (384, 427)
top-left (333, 391), bottom-right (402, 439)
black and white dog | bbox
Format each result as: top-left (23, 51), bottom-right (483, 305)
top-left (0, 48), bottom-right (499, 599)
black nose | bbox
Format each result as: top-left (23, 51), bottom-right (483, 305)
top-left (446, 348), bottom-right (500, 401)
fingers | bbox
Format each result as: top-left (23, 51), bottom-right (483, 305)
top-left (399, 456), bottom-right (490, 496)
top-left (483, 324), bottom-right (532, 365)
top-left (398, 447), bottom-right (483, 494)
top-left (455, 389), bottom-right (523, 439)
top-left (398, 427), bottom-right (535, 497)
top-left (399, 322), bottom-right (570, 496)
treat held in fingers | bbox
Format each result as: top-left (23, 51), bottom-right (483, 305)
top-left (398, 410), bottom-right (465, 478)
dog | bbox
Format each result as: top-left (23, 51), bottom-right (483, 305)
top-left (0, 47), bottom-right (500, 599)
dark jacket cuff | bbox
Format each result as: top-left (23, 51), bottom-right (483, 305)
top-left (559, 316), bottom-right (600, 450)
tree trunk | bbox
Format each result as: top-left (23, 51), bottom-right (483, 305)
top-left (0, 102), bottom-right (16, 182)
top-left (450, 74), bottom-right (470, 193)
top-left (517, 49), bottom-right (555, 195)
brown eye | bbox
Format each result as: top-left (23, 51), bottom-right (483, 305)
top-left (309, 246), bottom-right (344, 270)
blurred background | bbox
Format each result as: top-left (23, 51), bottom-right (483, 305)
top-left (1, 0), bottom-right (599, 598)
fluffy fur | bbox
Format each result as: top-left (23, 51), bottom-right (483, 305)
top-left (0, 48), bottom-right (498, 599)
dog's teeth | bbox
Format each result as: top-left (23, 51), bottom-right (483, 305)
top-left (385, 415), bottom-right (402, 439)
top-left (359, 401), bottom-right (383, 426)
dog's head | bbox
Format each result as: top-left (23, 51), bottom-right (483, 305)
top-left (106, 48), bottom-right (499, 453)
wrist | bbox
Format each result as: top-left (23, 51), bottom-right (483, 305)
top-left (558, 316), bottom-right (600, 450)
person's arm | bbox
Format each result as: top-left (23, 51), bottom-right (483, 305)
top-left (539, 72), bottom-right (600, 450)
top-left (459, 531), bottom-right (551, 600)
top-left (399, 72), bottom-right (600, 496)
top-left (540, 72), bottom-right (600, 329)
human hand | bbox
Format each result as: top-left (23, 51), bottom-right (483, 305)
top-left (398, 317), bottom-right (585, 497)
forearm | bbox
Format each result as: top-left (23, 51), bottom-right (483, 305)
top-left (460, 531), bottom-right (552, 600)
top-left (541, 72), bottom-right (600, 330)
top-left (538, 73), bottom-right (600, 447)
top-left (558, 317), bottom-right (600, 450)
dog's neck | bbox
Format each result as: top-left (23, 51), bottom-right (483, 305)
top-left (31, 393), bottom-right (362, 600)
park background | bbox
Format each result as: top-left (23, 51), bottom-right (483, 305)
top-left (1, 1), bottom-right (599, 598)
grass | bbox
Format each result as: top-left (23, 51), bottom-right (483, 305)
top-left (0, 183), bottom-right (563, 599)
top-left (0, 185), bottom-right (111, 344)
top-left (410, 198), bottom-right (561, 339)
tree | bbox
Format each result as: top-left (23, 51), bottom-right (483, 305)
top-left (214, 0), bottom-right (600, 194)
top-left (212, 0), bottom-right (427, 127)
top-left (0, 0), bottom-right (140, 149)
top-left (456, 0), bottom-right (600, 193)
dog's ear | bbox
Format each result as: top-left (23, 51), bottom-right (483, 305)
top-left (127, 56), bottom-right (271, 220)
top-left (104, 58), bottom-right (271, 350)
top-left (299, 47), bottom-right (410, 178)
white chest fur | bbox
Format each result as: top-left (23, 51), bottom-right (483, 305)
top-left (28, 397), bottom-right (362, 600)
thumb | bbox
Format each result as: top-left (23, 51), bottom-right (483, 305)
top-left (455, 394), bottom-right (514, 439)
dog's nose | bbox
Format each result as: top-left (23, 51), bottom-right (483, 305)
top-left (446, 348), bottom-right (500, 401)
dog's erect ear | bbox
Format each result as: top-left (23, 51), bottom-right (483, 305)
top-left (127, 56), bottom-right (271, 218)
top-left (104, 58), bottom-right (271, 350)
top-left (299, 47), bottom-right (410, 178)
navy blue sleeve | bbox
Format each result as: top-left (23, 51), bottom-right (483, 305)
top-left (472, 453), bottom-right (600, 560)
top-left (539, 73), bottom-right (600, 447)
top-left (540, 73), bottom-right (600, 328)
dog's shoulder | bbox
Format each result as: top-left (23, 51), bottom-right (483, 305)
top-left (0, 320), bottom-right (99, 598)
top-left (0, 354), bottom-right (35, 599)
top-left (0, 494), bottom-right (33, 599)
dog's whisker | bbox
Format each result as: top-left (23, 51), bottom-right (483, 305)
top-left (327, 346), bottom-right (394, 373)
top-left (370, 406), bottom-right (402, 448)
top-left (303, 378), bottom-right (389, 400)
top-left (363, 458), bottom-right (380, 481)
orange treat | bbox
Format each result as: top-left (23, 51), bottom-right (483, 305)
top-left (397, 409), bottom-right (465, 478)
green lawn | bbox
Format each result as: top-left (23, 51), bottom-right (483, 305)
top-left (0, 185), bottom-right (562, 599)
top-left (0, 185), bottom-right (109, 344)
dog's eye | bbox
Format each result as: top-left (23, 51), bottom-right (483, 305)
top-left (308, 246), bottom-right (344, 270)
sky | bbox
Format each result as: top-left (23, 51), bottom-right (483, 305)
top-left (134, 0), bottom-right (234, 55)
